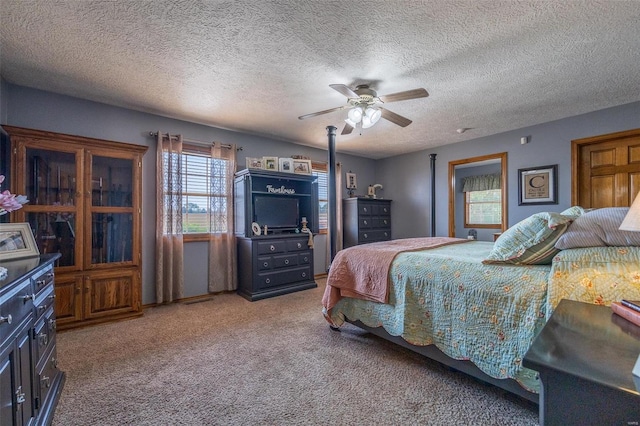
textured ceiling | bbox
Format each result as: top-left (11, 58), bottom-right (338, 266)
top-left (1, 1), bottom-right (640, 159)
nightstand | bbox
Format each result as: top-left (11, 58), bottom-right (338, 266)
top-left (523, 299), bottom-right (640, 425)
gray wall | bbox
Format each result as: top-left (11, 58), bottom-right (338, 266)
top-left (377, 101), bottom-right (640, 239)
top-left (3, 83), bottom-right (376, 303)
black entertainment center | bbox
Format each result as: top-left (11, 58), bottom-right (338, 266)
top-left (234, 168), bottom-right (318, 301)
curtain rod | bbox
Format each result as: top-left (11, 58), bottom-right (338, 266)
top-left (149, 132), bottom-right (242, 151)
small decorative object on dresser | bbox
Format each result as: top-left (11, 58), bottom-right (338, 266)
top-left (246, 157), bottom-right (264, 170)
top-left (293, 159), bottom-right (312, 175)
top-left (0, 222), bottom-right (40, 260)
top-left (346, 172), bottom-right (357, 197)
top-left (263, 156), bottom-right (278, 171)
top-left (279, 157), bottom-right (294, 173)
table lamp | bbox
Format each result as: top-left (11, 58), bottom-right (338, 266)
top-left (619, 193), bottom-right (640, 378)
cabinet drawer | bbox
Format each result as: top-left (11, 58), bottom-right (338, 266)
top-left (36, 344), bottom-right (61, 412)
top-left (257, 241), bottom-right (286, 255)
top-left (298, 252), bottom-right (311, 264)
top-left (257, 257), bottom-right (272, 271)
top-left (359, 230), bottom-right (391, 243)
top-left (34, 284), bottom-right (56, 320)
top-left (33, 267), bottom-right (55, 297)
top-left (0, 279), bottom-right (34, 342)
top-left (273, 254), bottom-right (298, 269)
top-left (358, 204), bottom-right (374, 215)
top-left (286, 239), bottom-right (308, 252)
top-left (257, 267), bottom-right (312, 290)
top-left (373, 204), bottom-right (391, 215)
top-left (373, 217), bottom-right (391, 228)
top-left (359, 217), bottom-right (373, 228)
top-left (33, 306), bottom-right (56, 365)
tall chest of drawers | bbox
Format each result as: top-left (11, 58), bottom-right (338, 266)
top-left (343, 198), bottom-right (392, 248)
top-left (0, 254), bottom-right (64, 426)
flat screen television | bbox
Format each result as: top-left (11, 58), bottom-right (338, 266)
top-left (253, 195), bottom-right (299, 230)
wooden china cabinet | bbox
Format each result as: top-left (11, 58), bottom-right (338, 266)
top-left (6, 126), bottom-right (147, 330)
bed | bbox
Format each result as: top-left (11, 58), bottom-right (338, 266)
top-left (322, 207), bottom-right (640, 403)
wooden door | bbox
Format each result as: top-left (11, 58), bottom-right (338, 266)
top-left (573, 129), bottom-right (640, 208)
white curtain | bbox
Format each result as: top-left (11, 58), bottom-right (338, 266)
top-left (155, 132), bottom-right (184, 303)
top-left (208, 142), bottom-right (237, 292)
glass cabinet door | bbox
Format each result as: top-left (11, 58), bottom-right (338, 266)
top-left (26, 148), bottom-right (77, 206)
top-left (89, 155), bottom-right (135, 266)
top-left (24, 147), bottom-right (79, 268)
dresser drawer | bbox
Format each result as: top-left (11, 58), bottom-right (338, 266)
top-left (358, 203), bottom-right (374, 215)
top-left (359, 229), bottom-right (391, 243)
top-left (286, 239), bottom-right (308, 252)
top-left (0, 279), bottom-right (34, 342)
top-left (373, 204), bottom-right (391, 215)
top-left (257, 240), bottom-right (286, 255)
top-left (273, 254), bottom-right (299, 269)
top-left (257, 267), bottom-right (312, 290)
top-left (373, 217), bottom-right (390, 228)
top-left (33, 306), bottom-right (56, 365)
top-left (36, 343), bottom-right (61, 412)
top-left (359, 217), bottom-right (373, 229)
top-left (34, 284), bottom-right (56, 320)
top-left (33, 267), bottom-right (54, 297)
top-left (257, 256), bottom-right (272, 271)
top-left (298, 252), bottom-right (311, 264)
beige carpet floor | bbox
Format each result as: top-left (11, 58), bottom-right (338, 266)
top-left (53, 279), bottom-right (538, 425)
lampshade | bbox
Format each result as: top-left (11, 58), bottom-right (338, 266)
top-left (347, 107), bottom-right (363, 123)
top-left (620, 193), bottom-right (640, 231)
top-left (361, 107), bottom-right (381, 129)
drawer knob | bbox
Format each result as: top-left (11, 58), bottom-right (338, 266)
top-left (49, 318), bottom-right (57, 330)
top-left (52, 357), bottom-right (58, 369)
top-left (303, 257), bottom-right (308, 262)
top-left (39, 332), bottom-right (49, 347)
top-left (363, 220), bottom-right (368, 225)
top-left (36, 279), bottom-right (47, 287)
top-left (22, 293), bottom-right (35, 303)
top-left (270, 245), bottom-right (275, 251)
top-left (301, 272), bottom-right (307, 278)
top-left (48, 294), bottom-right (56, 301)
top-left (297, 243), bottom-right (302, 249)
top-left (363, 207), bottom-right (368, 213)
top-left (263, 262), bottom-right (269, 267)
top-left (41, 376), bottom-right (50, 389)
top-left (16, 386), bottom-right (25, 404)
top-left (363, 234), bottom-right (368, 239)
top-left (265, 278), bottom-right (271, 284)
top-left (284, 259), bottom-right (289, 265)
top-left (0, 314), bottom-right (12, 325)
top-left (384, 220), bottom-right (388, 225)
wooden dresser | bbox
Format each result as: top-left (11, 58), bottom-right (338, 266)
top-left (0, 254), bottom-right (64, 425)
top-left (343, 198), bottom-right (392, 248)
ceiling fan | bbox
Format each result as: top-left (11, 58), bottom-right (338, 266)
top-left (298, 84), bottom-right (429, 135)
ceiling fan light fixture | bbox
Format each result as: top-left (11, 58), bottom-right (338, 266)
top-left (344, 117), bottom-right (359, 127)
top-left (347, 106), bottom-right (364, 123)
top-left (362, 107), bottom-right (381, 128)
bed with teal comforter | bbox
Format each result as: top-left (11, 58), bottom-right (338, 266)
top-left (325, 240), bottom-right (640, 395)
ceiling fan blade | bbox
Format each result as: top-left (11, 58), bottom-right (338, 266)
top-left (329, 84), bottom-right (359, 98)
top-left (380, 107), bottom-right (412, 127)
top-left (298, 105), bottom-right (346, 120)
top-left (379, 88), bottom-right (429, 103)
top-left (341, 123), bottom-right (354, 135)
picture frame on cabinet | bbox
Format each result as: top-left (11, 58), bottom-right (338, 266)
top-left (279, 158), bottom-right (294, 173)
top-left (246, 157), bottom-right (264, 170)
top-left (263, 156), bottom-right (278, 171)
top-left (0, 222), bottom-right (40, 260)
top-left (518, 164), bottom-right (558, 205)
top-left (293, 159), bottom-right (312, 175)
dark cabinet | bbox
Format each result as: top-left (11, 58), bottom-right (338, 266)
top-left (234, 169), bottom-right (318, 301)
top-left (343, 198), bottom-right (392, 248)
top-left (0, 254), bottom-right (64, 426)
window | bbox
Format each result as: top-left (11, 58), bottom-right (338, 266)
top-left (181, 145), bottom-right (231, 238)
top-left (465, 189), bottom-right (501, 228)
top-left (312, 162), bottom-right (328, 234)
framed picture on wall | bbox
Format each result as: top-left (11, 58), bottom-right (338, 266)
top-left (518, 164), bottom-right (558, 205)
top-left (293, 159), bottom-right (312, 175)
top-left (279, 158), bottom-right (294, 173)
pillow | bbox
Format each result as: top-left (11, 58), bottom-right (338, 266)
top-left (560, 206), bottom-right (587, 217)
top-left (554, 207), bottom-right (640, 249)
top-left (483, 212), bottom-right (573, 265)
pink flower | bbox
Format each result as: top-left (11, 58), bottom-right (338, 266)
top-left (0, 175), bottom-right (28, 215)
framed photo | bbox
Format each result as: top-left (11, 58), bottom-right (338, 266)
top-left (262, 156), bottom-right (278, 171)
top-left (346, 172), bottom-right (357, 189)
top-left (518, 164), bottom-right (558, 205)
top-left (293, 159), bottom-right (312, 175)
top-left (279, 158), bottom-right (294, 173)
top-left (0, 222), bottom-right (40, 261)
top-left (246, 157), bottom-right (264, 170)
